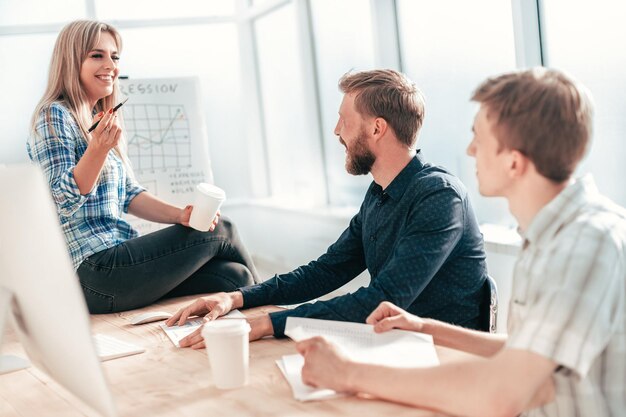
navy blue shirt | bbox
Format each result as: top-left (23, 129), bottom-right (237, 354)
top-left (241, 152), bottom-right (488, 337)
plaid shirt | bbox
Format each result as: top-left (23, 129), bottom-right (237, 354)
top-left (507, 176), bottom-right (626, 417)
top-left (28, 102), bottom-right (145, 270)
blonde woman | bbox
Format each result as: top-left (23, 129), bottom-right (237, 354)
top-left (28, 20), bottom-right (259, 313)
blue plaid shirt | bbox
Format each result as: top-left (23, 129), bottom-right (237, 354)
top-left (241, 152), bottom-right (488, 336)
top-left (28, 102), bottom-right (145, 270)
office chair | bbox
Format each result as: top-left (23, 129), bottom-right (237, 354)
top-left (479, 275), bottom-right (498, 333)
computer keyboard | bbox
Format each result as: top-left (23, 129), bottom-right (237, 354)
top-left (93, 333), bottom-right (145, 362)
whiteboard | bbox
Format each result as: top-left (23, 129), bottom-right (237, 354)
top-left (119, 77), bottom-right (213, 235)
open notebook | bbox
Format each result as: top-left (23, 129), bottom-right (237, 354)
top-left (278, 317), bottom-right (439, 401)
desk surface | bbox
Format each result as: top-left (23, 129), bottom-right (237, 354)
top-left (1, 296), bottom-right (459, 417)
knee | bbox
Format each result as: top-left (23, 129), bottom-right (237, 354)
top-left (228, 263), bottom-right (255, 288)
top-left (213, 215), bottom-right (239, 240)
top-left (217, 215), bottom-right (235, 232)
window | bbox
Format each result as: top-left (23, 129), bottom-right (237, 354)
top-left (254, 3), bottom-right (325, 203)
top-left (119, 24), bottom-right (245, 196)
top-left (396, 0), bottom-right (517, 224)
top-left (0, 0), bottom-right (86, 26)
top-left (309, 0), bottom-right (376, 206)
top-left (0, 34), bottom-right (57, 164)
top-left (95, 0), bottom-right (235, 20)
top-left (541, 0), bottom-right (626, 207)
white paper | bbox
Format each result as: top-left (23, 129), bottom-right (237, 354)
top-left (159, 309), bottom-right (246, 347)
top-left (276, 355), bottom-right (345, 402)
top-left (280, 317), bottom-right (439, 401)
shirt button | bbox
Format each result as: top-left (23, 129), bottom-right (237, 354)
top-left (370, 235), bottom-right (376, 241)
top-left (376, 200), bottom-right (382, 206)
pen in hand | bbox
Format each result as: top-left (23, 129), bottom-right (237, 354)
top-left (88, 98), bottom-right (129, 133)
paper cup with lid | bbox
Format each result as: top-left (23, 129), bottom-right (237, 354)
top-left (201, 319), bottom-right (251, 389)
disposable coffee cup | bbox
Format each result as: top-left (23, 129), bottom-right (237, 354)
top-left (201, 319), bottom-right (251, 389)
top-left (188, 183), bottom-right (226, 232)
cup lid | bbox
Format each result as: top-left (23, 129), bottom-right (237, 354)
top-left (197, 183), bottom-right (226, 200)
top-left (201, 319), bottom-right (250, 336)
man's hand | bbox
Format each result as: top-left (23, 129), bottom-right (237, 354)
top-left (177, 313), bottom-right (274, 349)
top-left (297, 336), bottom-right (354, 392)
top-left (247, 314), bottom-right (274, 341)
top-left (366, 301), bottom-right (425, 333)
top-left (166, 291), bottom-right (241, 328)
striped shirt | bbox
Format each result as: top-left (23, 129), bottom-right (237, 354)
top-left (27, 102), bottom-right (145, 270)
top-left (506, 175), bottom-right (626, 417)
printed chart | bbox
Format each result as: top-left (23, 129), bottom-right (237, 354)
top-left (125, 104), bottom-right (192, 172)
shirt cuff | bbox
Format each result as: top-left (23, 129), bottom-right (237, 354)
top-left (52, 167), bottom-right (91, 217)
top-left (239, 283), bottom-right (272, 309)
top-left (123, 186), bottom-right (146, 213)
top-left (268, 309), bottom-right (292, 338)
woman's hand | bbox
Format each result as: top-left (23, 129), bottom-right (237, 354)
top-left (179, 205), bottom-right (193, 226)
top-left (88, 109), bottom-right (122, 154)
top-left (74, 108), bottom-right (122, 194)
top-left (366, 301), bottom-right (425, 333)
top-left (181, 207), bottom-right (221, 231)
top-left (209, 210), bottom-right (221, 232)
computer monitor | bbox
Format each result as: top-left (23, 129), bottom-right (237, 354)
top-left (0, 164), bottom-right (117, 417)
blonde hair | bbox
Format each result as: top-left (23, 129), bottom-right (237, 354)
top-left (30, 20), bottom-right (129, 165)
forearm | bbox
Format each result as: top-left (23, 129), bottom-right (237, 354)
top-left (424, 319), bottom-right (507, 357)
top-left (240, 265), bottom-right (357, 309)
top-left (267, 289), bottom-right (383, 338)
top-left (128, 192), bottom-right (182, 224)
top-left (345, 360), bottom-right (492, 416)
top-left (345, 354), bottom-right (547, 417)
top-left (73, 146), bottom-right (108, 195)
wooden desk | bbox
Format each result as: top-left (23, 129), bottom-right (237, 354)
top-left (1, 296), bottom-right (457, 417)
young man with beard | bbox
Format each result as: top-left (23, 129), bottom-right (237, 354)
top-left (168, 69), bottom-right (488, 347)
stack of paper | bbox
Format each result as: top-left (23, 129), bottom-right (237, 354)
top-left (159, 309), bottom-right (246, 347)
top-left (277, 317), bottom-right (439, 401)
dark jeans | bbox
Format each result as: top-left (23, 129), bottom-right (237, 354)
top-left (77, 217), bottom-right (260, 314)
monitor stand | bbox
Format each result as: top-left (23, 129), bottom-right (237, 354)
top-left (0, 287), bottom-right (30, 374)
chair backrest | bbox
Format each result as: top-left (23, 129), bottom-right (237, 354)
top-left (478, 275), bottom-right (498, 333)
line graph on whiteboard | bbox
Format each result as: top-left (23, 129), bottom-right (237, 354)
top-left (124, 104), bottom-right (192, 172)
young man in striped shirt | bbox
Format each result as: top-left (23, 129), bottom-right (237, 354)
top-left (297, 67), bottom-right (626, 417)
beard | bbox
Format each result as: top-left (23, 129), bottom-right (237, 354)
top-left (342, 130), bottom-right (376, 175)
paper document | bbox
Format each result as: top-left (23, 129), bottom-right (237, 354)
top-left (159, 309), bottom-right (246, 347)
top-left (276, 355), bottom-right (345, 402)
top-left (279, 317), bottom-right (439, 401)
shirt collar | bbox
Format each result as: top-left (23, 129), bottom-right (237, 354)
top-left (372, 151), bottom-right (426, 200)
top-left (522, 174), bottom-right (599, 246)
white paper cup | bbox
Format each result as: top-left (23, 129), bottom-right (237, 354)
top-left (188, 183), bottom-right (226, 232)
top-left (201, 319), bottom-right (251, 389)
